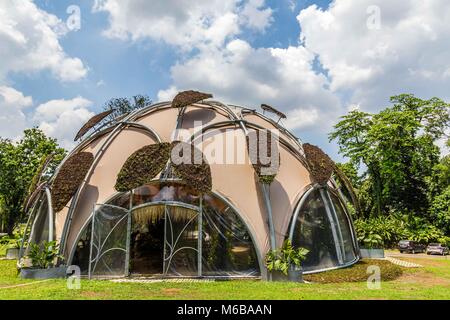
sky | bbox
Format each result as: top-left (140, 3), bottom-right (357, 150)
top-left (1, 0), bottom-right (449, 160)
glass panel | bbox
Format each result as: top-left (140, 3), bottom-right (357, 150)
top-left (71, 221), bottom-right (92, 275)
top-left (28, 195), bottom-right (50, 246)
top-left (291, 189), bottom-right (339, 272)
top-left (201, 195), bottom-right (260, 277)
top-left (108, 192), bottom-right (131, 209)
top-left (22, 192), bottom-right (45, 256)
top-left (329, 192), bottom-right (357, 264)
top-left (89, 205), bottom-right (129, 278)
top-left (164, 206), bottom-right (199, 277)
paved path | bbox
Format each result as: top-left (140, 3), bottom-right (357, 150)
top-left (385, 257), bottom-right (422, 268)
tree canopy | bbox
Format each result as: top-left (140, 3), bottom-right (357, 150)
top-left (330, 94), bottom-right (450, 218)
top-left (0, 129), bottom-right (66, 235)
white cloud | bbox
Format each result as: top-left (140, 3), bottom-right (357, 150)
top-left (0, 0), bottom-right (87, 82)
top-left (0, 86), bottom-right (33, 140)
top-left (297, 0), bottom-right (450, 110)
top-left (35, 97), bottom-right (94, 149)
top-left (93, 0), bottom-right (273, 49)
top-left (0, 85), bottom-right (94, 150)
top-left (240, 0), bottom-right (273, 31)
top-left (157, 39), bottom-right (341, 130)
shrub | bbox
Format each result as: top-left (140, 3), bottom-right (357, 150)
top-left (266, 240), bottom-right (309, 275)
top-left (26, 241), bottom-right (63, 269)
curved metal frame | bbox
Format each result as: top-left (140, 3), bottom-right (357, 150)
top-left (59, 107), bottom-right (167, 256)
top-left (288, 184), bottom-right (360, 275)
top-left (45, 187), bottom-right (54, 242)
top-left (58, 99), bottom-right (354, 280)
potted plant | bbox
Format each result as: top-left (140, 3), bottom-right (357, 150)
top-left (19, 241), bottom-right (67, 279)
top-left (266, 240), bottom-right (309, 282)
top-left (5, 239), bottom-right (21, 260)
top-left (359, 233), bottom-right (385, 258)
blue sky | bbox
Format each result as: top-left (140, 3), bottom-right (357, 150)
top-left (1, 0), bottom-right (449, 159)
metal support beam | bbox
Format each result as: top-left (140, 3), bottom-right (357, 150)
top-left (261, 184), bottom-right (276, 251)
top-left (45, 187), bottom-right (54, 242)
top-left (198, 197), bottom-right (203, 277)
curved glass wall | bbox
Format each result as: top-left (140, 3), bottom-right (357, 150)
top-left (290, 188), bottom-right (358, 273)
top-left (202, 194), bottom-right (259, 277)
top-left (70, 183), bottom-right (260, 278)
top-left (329, 192), bottom-right (357, 264)
top-left (27, 192), bottom-right (53, 250)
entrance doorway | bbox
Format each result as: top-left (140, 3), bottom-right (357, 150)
top-left (129, 204), bottom-right (199, 277)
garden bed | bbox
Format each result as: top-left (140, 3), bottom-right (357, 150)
top-left (304, 259), bottom-right (403, 284)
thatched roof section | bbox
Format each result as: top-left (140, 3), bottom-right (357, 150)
top-left (23, 153), bottom-right (54, 211)
top-left (51, 152), bottom-right (94, 212)
top-left (247, 130), bottom-right (280, 185)
top-left (261, 104), bottom-right (287, 120)
top-left (172, 90), bottom-right (213, 108)
top-left (134, 205), bottom-right (197, 225)
top-left (115, 143), bottom-right (172, 192)
top-left (303, 143), bottom-right (334, 185)
top-left (171, 141), bottom-right (212, 193)
top-left (74, 110), bottom-right (113, 141)
top-left (24, 182), bottom-right (46, 213)
top-left (332, 164), bottom-right (361, 214)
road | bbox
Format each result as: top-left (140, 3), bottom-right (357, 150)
top-left (386, 250), bottom-right (450, 260)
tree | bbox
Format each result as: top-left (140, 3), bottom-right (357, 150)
top-left (0, 129), bottom-right (66, 235)
top-left (103, 95), bottom-right (151, 121)
top-left (330, 94), bottom-right (450, 218)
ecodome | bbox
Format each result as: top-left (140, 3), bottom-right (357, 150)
top-left (21, 91), bottom-right (360, 280)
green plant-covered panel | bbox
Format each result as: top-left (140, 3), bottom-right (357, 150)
top-left (172, 90), bottom-right (213, 108)
top-left (115, 143), bottom-right (172, 192)
top-left (51, 152), bottom-right (94, 212)
top-left (170, 141), bottom-right (212, 193)
top-left (303, 143), bottom-right (334, 185)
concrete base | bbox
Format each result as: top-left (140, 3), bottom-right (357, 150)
top-left (19, 266), bottom-right (67, 279)
top-left (359, 248), bottom-right (385, 259)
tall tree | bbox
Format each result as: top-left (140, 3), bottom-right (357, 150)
top-left (0, 129), bottom-right (66, 235)
top-left (330, 94), bottom-right (450, 218)
top-left (103, 95), bottom-right (151, 121)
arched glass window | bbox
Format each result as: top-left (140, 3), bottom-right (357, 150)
top-left (328, 192), bottom-right (357, 264)
top-left (201, 194), bottom-right (259, 277)
top-left (28, 193), bottom-right (52, 246)
top-left (290, 188), bottom-right (358, 273)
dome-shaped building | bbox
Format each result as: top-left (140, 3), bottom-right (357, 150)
top-left (21, 91), bottom-right (360, 280)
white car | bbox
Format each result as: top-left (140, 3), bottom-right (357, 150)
top-left (426, 243), bottom-right (449, 256)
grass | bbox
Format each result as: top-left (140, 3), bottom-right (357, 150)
top-left (0, 258), bottom-right (449, 300)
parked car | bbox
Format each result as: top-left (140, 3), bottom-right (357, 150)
top-left (398, 240), bottom-right (426, 254)
top-left (426, 243), bottom-right (449, 256)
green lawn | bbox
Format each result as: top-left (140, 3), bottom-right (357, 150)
top-left (0, 258), bottom-right (449, 300)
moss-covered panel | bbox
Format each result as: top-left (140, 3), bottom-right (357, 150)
top-left (51, 152), bottom-right (94, 212)
top-left (172, 90), bottom-right (213, 109)
top-left (303, 143), bottom-right (334, 185)
top-left (115, 143), bottom-right (172, 192)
